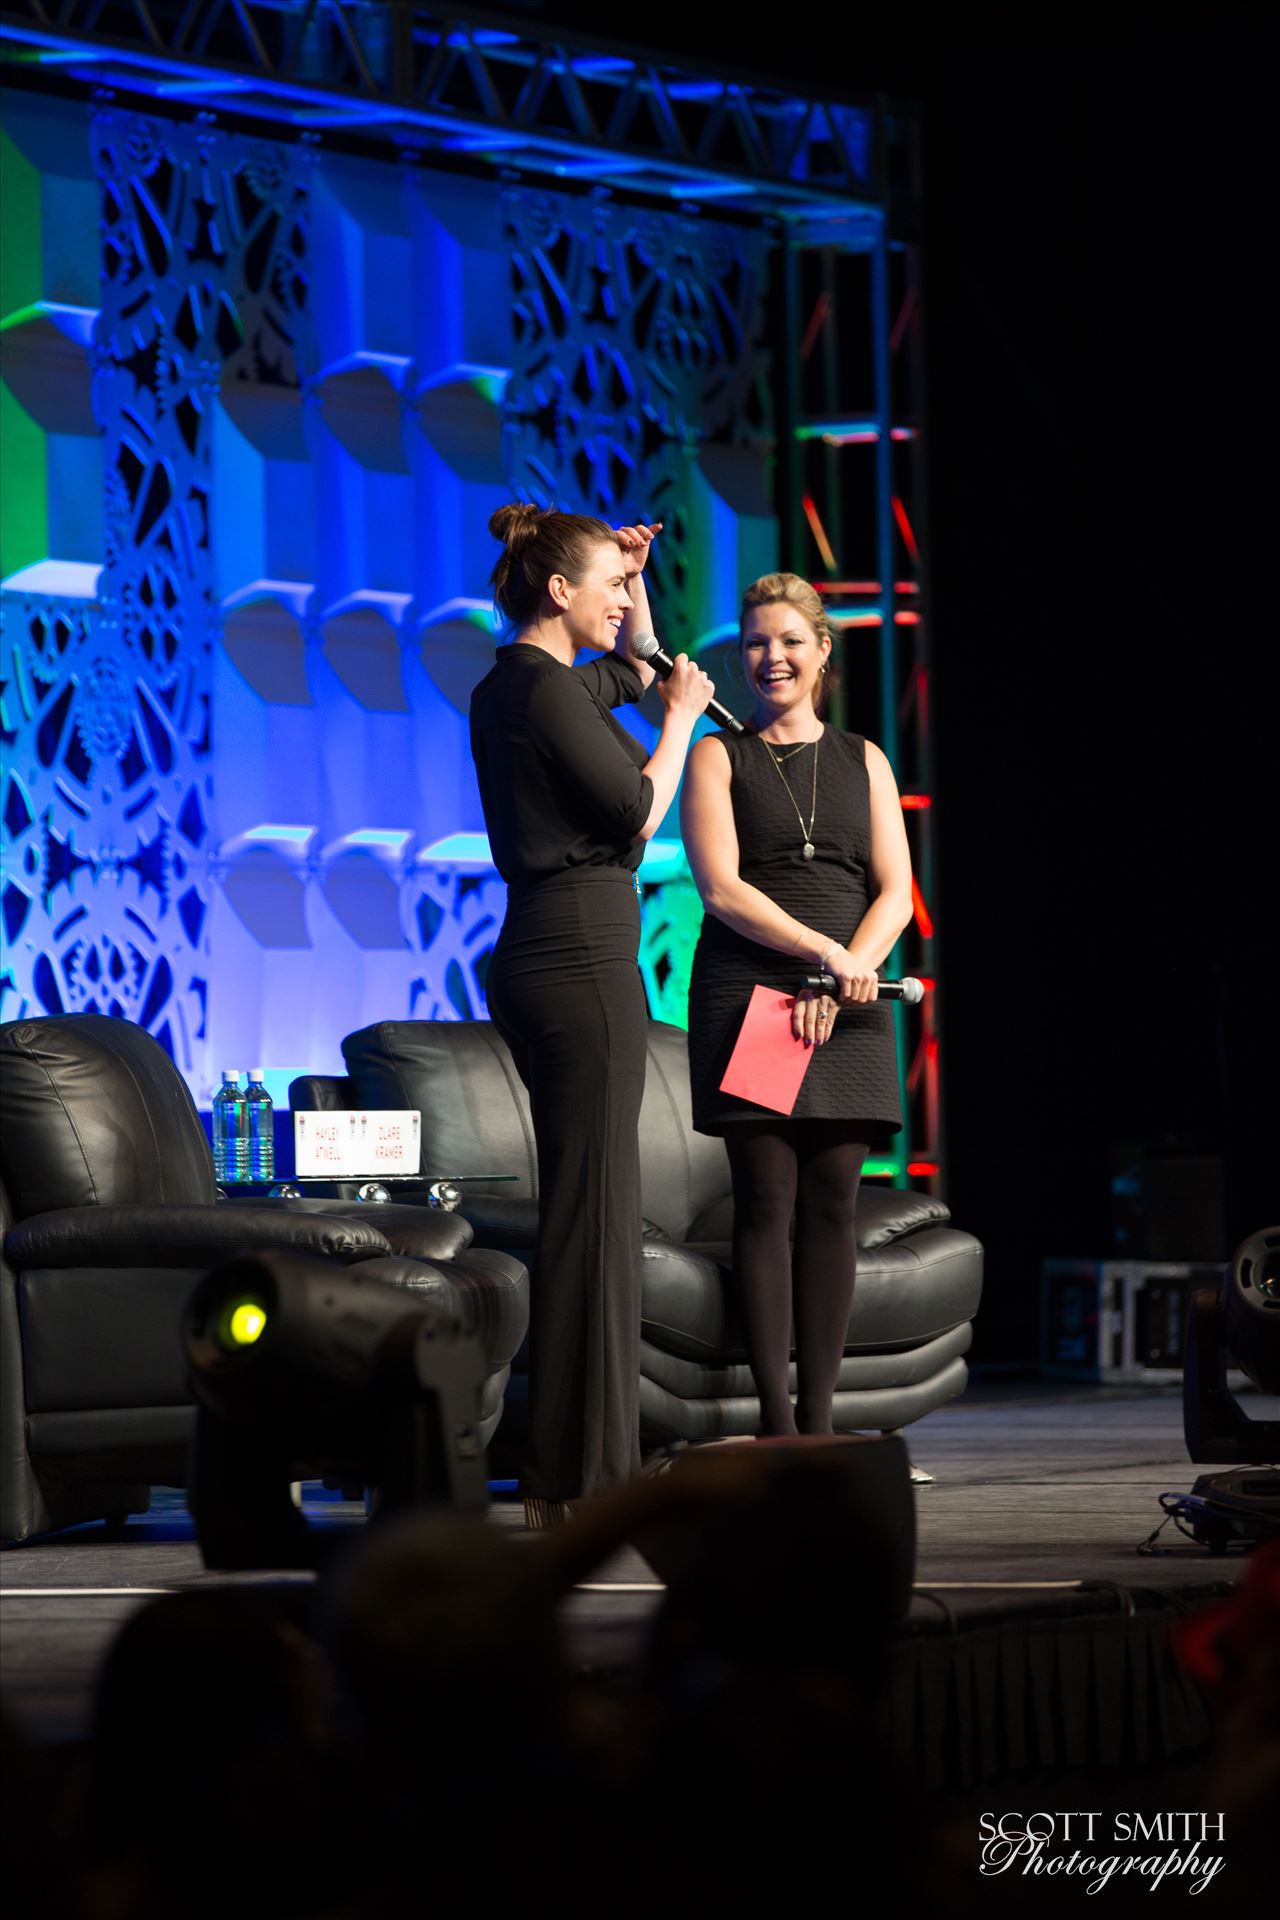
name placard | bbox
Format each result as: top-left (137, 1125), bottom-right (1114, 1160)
top-left (293, 1109), bottom-right (421, 1178)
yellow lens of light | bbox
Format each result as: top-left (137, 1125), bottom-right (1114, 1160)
top-left (225, 1300), bottom-right (267, 1347)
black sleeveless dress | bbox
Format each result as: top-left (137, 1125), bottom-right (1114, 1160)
top-left (687, 726), bottom-right (904, 1137)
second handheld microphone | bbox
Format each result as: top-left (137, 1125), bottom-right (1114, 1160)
top-left (800, 973), bottom-right (925, 1004)
top-left (629, 632), bottom-right (747, 736)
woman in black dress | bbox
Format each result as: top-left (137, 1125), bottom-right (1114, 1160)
top-left (681, 573), bottom-right (914, 1437)
top-left (470, 506), bottom-right (713, 1526)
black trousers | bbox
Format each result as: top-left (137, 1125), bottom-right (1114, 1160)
top-left (486, 869), bottom-right (646, 1501)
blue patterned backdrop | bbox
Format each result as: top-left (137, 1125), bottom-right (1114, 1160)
top-left (0, 90), bottom-right (775, 1100)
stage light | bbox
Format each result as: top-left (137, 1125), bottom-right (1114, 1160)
top-left (1180, 1228), bottom-right (1280, 1552)
top-left (1223, 1232), bottom-right (1280, 1392)
top-left (220, 1298), bottom-right (267, 1348)
top-left (185, 1251), bottom-right (489, 1572)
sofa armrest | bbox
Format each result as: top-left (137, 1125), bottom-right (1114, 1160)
top-left (855, 1187), bottom-right (952, 1248)
top-left (4, 1205), bottom-right (393, 1270)
top-left (684, 1184), bottom-right (952, 1250)
top-left (454, 1192), bottom-right (540, 1248)
top-left (224, 1196), bottom-right (473, 1263)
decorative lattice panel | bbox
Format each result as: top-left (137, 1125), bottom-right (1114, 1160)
top-left (503, 189), bottom-right (775, 657)
top-left (503, 186), bottom-right (776, 1019)
top-left (2, 92), bottom-right (780, 1093)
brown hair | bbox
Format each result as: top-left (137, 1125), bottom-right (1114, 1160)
top-left (488, 503), bottom-right (621, 627)
top-left (740, 572), bottom-right (836, 719)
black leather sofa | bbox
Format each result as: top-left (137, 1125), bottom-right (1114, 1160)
top-left (293, 1019), bottom-right (983, 1446)
top-left (0, 1016), bottom-right (529, 1546)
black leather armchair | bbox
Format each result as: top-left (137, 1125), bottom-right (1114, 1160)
top-left (0, 1016), bottom-right (529, 1545)
top-left (293, 1019), bottom-right (983, 1446)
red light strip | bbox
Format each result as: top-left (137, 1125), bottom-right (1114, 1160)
top-left (801, 494), bottom-right (838, 573)
top-left (911, 877), bottom-right (934, 939)
top-left (812, 581), bottom-right (920, 596)
top-left (894, 610), bottom-right (921, 625)
top-left (810, 427), bottom-right (919, 446)
top-left (898, 660), bottom-right (922, 726)
top-left (800, 290), bottom-right (831, 360)
top-left (907, 1161), bottom-right (938, 1177)
top-left (889, 285), bottom-right (918, 355)
top-left (900, 794), bottom-right (931, 810)
top-left (891, 495), bottom-right (921, 566)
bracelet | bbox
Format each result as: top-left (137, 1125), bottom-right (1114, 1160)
top-left (816, 940), bottom-right (840, 971)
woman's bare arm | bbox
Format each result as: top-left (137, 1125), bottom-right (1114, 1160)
top-left (615, 522), bottom-right (661, 691)
top-left (680, 736), bottom-right (837, 961)
top-left (681, 733), bottom-right (915, 1000)
top-left (638, 658), bottom-right (715, 840)
top-left (845, 740), bottom-right (914, 968)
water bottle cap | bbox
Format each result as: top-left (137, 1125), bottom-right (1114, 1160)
top-left (247, 1070), bottom-right (265, 1082)
top-left (220, 1071), bottom-right (241, 1085)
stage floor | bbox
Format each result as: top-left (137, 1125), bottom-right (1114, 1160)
top-left (2, 1381), bottom-right (1266, 1744)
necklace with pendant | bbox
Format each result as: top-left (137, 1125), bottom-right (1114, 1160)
top-left (762, 732), bottom-right (821, 860)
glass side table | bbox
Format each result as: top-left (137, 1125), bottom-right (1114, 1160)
top-left (215, 1173), bottom-right (519, 1212)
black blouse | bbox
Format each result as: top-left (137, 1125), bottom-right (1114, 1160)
top-left (469, 643), bottom-right (653, 887)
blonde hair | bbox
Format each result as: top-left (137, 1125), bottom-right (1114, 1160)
top-left (489, 503), bottom-right (620, 627)
top-left (740, 572), bottom-right (835, 718)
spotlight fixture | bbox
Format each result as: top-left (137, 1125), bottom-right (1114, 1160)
top-left (184, 1250), bottom-right (488, 1571)
top-left (1181, 1227), bottom-right (1280, 1552)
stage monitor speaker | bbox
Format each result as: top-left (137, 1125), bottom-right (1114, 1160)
top-left (637, 1433), bottom-right (916, 1662)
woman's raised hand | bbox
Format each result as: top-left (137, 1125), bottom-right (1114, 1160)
top-left (616, 521), bottom-right (662, 569)
top-left (658, 652), bottom-right (716, 721)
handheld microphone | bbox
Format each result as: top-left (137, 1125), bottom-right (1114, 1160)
top-left (630, 632), bottom-right (747, 737)
top-left (800, 973), bottom-right (925, 1005)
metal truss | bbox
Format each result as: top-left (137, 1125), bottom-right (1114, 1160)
top-left (0, 0), bottom-right (890, 221)
top-left (777, 118), bottom-right (943, 1193)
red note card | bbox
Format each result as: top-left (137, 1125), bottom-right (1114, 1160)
top-left (718, 985), bottom-right (813, 1116)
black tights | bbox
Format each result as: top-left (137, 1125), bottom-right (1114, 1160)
top-left (724, 1122), bottom-right (869, 1436)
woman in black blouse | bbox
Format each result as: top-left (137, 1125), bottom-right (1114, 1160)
top-left (470, 504), bottom-right (713, 1527)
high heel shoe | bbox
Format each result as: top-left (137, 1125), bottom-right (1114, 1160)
top-left (523, 1495), bottom-right (573, 1530)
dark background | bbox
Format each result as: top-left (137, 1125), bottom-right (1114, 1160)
top-left (530, 0), bottom-right (1275, 1360)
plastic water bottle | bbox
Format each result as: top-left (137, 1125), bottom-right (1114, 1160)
top-left (212, 1071), bottom-right (249, 1183)
top-left (245, 1069), bottom-right (275, 1182)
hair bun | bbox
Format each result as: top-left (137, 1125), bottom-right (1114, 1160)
top-left (489, 502), bottom-right (545, 548)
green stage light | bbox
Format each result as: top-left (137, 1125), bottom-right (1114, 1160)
top-left (219, 1298), bottom-right (267, 1350)
top-left (184, 1252), bottom-right (489, 1570)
